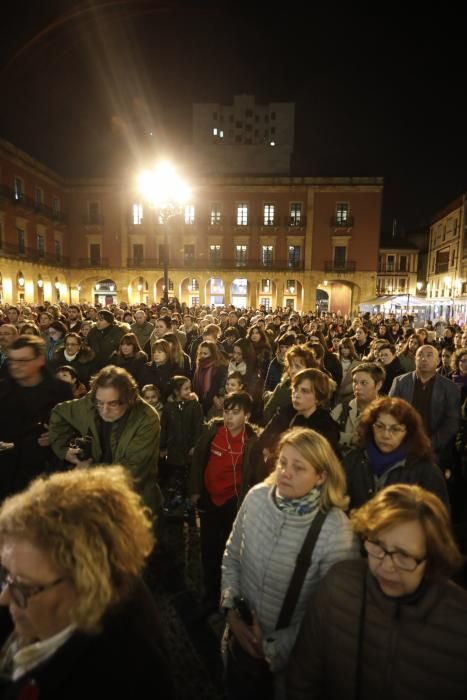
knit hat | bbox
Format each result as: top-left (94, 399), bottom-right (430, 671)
top-left (98, 309), bottom-right (114, 324)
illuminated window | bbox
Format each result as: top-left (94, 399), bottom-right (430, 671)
top-left (184, 205), bottom-right (195, 225)
top-left (237, 204), bottom-right (248, 226)
top-left (14, 178), bottom-right (23, 200)
top-left (263, 204), bottom-right (276, 226)
top-left (290, 202), bottom-right (302, 226)
top-left (132, 203), bottom-right (143, 225)
top-left (235, 244), bottom-right (248, 266)
top-left (336, 202), bottom-right (349, 224)
top-left (261, 279), bottom-right (271, 293)
top-left (210, 203), bottom-right (222, 225)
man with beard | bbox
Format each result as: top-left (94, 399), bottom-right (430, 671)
top-left (49, 365), bottom-right (161, 514)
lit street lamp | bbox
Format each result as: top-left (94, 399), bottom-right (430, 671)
top-left (138, 161), bottom-right (191, 305)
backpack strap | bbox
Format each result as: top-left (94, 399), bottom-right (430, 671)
top-left (275, 510), bottom-right (328, 630)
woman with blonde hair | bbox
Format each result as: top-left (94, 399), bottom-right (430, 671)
top-left (162, 331), bottom-right (191, 377)
top-left (288, 484), bottom-right (467, 700)
top-left (0, 466), bottom-right (174, 698)
top-left (221, 427), bottom-right (359, 699)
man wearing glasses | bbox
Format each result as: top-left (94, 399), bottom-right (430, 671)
top-left (0, 336), bottom-right (72, 500)
top-left (49, 365), bottom-right (161, 514)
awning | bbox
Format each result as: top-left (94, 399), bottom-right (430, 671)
top-left (358, 295), bottom-right (398, 306)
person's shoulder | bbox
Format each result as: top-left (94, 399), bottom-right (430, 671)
top-left (321, 558), bottom-right (366, 591)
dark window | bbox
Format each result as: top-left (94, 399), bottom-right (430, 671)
top-left (90, 243), bottom-right (101, 265)
top-left (89, 202), bottom-right (100, 224)
top-left (399, 255), bottom-right (407, 272)
top-left (184, 244), bottom-right (195, 263)
top-left (54, 239), bottom-right (62, 260)
top-left (288, 245), bottom-right (301, 267)
top-left (37, 234), bottom-right (45, 257)
top-left (334, 246), bottom-right (347, 267)
top-left (17, 228), bottom-right (25, 253)
top-left (133, 244), bottom-right (144, 262)
top-left (245, 109), bottom-right (253, 117)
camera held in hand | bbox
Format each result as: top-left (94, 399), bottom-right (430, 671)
top-left (73, 436), bottom-right (93, 461)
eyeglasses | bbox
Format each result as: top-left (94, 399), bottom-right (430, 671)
top-left (364, 540), bottom-right (426, 572)
top-left (372, 421), bottom-right (406, 436)
top-left (0, 566), bottom-right (64, 609)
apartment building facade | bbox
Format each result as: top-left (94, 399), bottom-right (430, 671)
top-left (426, 194), bottom-right (467, 321)
top-left (0, 137), bottom-right (383, 313)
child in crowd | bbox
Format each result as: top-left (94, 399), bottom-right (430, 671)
top-left (141, 383), bottom-right (164, 415)
top-left (55, 365), bottom-right (87, 398)
top-left (206, 371), bottom-right (245, 421)
top-left (160, 376), bottom-right (204, 517)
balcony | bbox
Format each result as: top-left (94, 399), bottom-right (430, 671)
top-left (0, 241), bottom-right (69, 267)
top-left (77, 257), bottom-right (109, 267)
top-left (127, 258), bottom-right (160, 267)
top-left (324, 260), bottom-right (356, 273)
top-left (286, 216), bottom-right (307, 228)
top-left (82, 214), bottom-right (105, 227)
top-left (330, 216), bottom-right (354, 229)
top-left (378, 265), bottom-right (409, 273)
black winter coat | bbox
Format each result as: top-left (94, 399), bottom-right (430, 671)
top-left (259, 406), bottom-right (340, 457)
top-left (343, 447), bottom-right (449, 511)
top-left (0, 578), bottom-right (174, 700)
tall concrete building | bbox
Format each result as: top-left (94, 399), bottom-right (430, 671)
top-left (190, 94), bottom-right (295, 175)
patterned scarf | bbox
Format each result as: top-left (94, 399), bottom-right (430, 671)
top-left (275, 485), bottom-right (322, 516)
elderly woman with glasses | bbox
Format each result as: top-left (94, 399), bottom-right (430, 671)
top-left (287, 483), bottom-right (467, 700)
top-left (0, 466), bottom-right (174, 699)
top-left (343, 396), bottom-right (449, 511)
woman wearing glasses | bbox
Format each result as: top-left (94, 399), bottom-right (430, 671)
top-left (343, 396), bottom-right (449, 511)
top-left (287, 484), bottom-right (467, 700)
top-left (0, 466), bottom-right (174, 699)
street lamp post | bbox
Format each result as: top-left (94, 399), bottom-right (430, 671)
top-left (139, 162), bottom-right (190, 306)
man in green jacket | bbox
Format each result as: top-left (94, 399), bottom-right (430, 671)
top-left (49, 365), bottom-right (161, 514)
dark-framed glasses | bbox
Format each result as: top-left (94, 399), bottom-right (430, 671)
top-left (372, 421), bottom-right (406, 436)
top-left (364, 540), bottom-right (426, 572)
top-left (0, 565), bottom-right (64, 609)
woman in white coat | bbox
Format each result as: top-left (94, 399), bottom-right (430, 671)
top-left (221, 427), bottom-right (360, 700)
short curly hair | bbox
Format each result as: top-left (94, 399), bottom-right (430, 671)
top-left (0, 466), bottom-right (154, 631)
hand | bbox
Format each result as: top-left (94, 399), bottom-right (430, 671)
top-left (190, 493), bottom-right (200, 505)
top-left (188, 447), bottom-right (194, 457)
top-left (64, 447), bottom-right (92, 467)
top-left (262, 448), bottom-right (272, 461)
top-left (227, 610), bottom-right (263, 659)
top-left (37, 424), bottom-right (50, 447)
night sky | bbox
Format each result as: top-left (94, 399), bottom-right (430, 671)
top-left (1, 1), bottom-right (466, 234)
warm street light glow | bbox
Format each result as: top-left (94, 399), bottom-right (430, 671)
top-left (138, 161), bottom-right (191, 212)
top-left (416, 281), bottom-right (423, 291)
top-left (444, 275), bottom-right (452, 288)
top-left (37, 279), bottom-right (43, 288)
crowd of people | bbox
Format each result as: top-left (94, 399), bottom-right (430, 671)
top-left (0, 297), bottom-right (466, 698)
